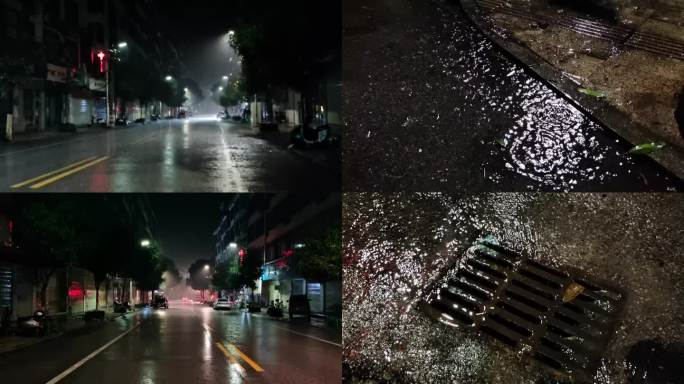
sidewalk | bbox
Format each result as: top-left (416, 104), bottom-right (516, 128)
top-left (459, 0), bottom-right (684, 179)
top-left (2, 125), bottom-right (108, 145)
top-left (243, 122), bottom-right (342, 171)
top-left (0, 309), bottom-right (135, 355)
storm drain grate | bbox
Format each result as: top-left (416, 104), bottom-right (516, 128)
top-left (421, 241), bottom-right (625, 383)
top-left (474, 0), bottom-right (684, 60)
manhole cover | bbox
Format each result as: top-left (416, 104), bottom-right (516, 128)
top-left (421, 239), bottom-right (625, 382)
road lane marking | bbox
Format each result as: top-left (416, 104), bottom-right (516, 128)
top-left (204, 323), bottom-right (264, 373)
top-left (30, 156), bottom-right (110, 189)
top-left (45, 321), bottom-right (141, 384)
top-left (276, 326), bottom-right (342, 347)
top-left (215, 342), bottom-right (246, 377)
top-left (227, 343), bottom-right (265, 373)
top-left (10, 156), bottom-right (98, 188)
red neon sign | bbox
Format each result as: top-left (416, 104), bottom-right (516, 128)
top-left (68, 282), bottom-right (84, 298)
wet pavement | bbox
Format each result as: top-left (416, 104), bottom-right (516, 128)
top-left (343, 0), bottom-right (683, 192)
top-left (0, 117), bottom-right (340, 192)
top-left (342, 193), bottom-right (684, 383)
top-left (0, 303), bottom-right (342, 384)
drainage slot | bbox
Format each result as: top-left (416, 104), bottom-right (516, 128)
top-left (441, 288), bottom-right (482, 312)
top-left (460, 269), bottom-right (499, 290)
top-left (432, 300), bottom-right (475, 325)
top-left (519, 269), bottom-right (562, 289)
top-left (511, 279), bottom-right (554, 301)
top-left (497, 302), bottom-right (541, 325)
top-left (481, 325), bottom-right (518, 347)
top-left (475, 249), bottom-right (515, 268)
top-left (449, 279), bottom-right (492, 301)
top-left (554, 312), bottom-right (581, 326)
top-left (506, 289), bottom-right (549, 312)
top-left (527, 259), bottom-right (569, 279)
top-left (534, 351), bottom-right (565, 371)
top-left (467, 259), bottom-right (508, 280)
top-left (489, 313), bottom-right (533, 337)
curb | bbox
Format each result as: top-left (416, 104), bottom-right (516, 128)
top-left (456, 0), bottom-right (684, 182)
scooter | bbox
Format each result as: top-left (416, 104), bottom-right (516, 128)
top-left (19, 310), bottom-right (47, 337)
top-left (266, 301), bottom-right (284, 318)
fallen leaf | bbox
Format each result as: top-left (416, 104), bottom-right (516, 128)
top-left (495, 138), bottom-right (506, 147)
top-left (578, 88), bottom-right (606, 98)
top-left (627, 142), bottom-right (666, 155)
top-left (563, 282), bottom-right (585, 303)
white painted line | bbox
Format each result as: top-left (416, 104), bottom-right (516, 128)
top-left (44, 322), bottom-right (141, 384)
top-left (276, 327), bottom-right (342, 347)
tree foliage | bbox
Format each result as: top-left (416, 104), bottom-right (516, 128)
top-left (188, 259), bottom-right (212, 291)
top-left (229, 0), bottom-right (341, 99)
top-left (290, 226), bottom-right (341, 282)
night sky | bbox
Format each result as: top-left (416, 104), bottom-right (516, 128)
top-left (149, 194), bottom-right (230, 272)
top-left (154, 1), bottom-right (243, 93)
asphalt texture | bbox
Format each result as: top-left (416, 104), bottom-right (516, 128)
top-left (342, 193), bottom-right (684, 383)
top-left (0, 303), bottom-right (342, 384)
top-left (343, 0), bottom-right (683, 192)
top-left (0, 117), bottom-right (340, 192)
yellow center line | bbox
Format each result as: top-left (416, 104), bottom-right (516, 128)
top-left (11, 156), bottom-right (98, 189)
top-left (30, 156), bottom-right (110, 189)
top-left (215, 342), bottom-right (246, 377)
top-left (227, 343), bottom-right (265, 373)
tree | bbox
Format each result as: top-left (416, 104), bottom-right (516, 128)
top-left (212, 261), bottom-right (239, 292)
top-left (238, 251), bottom-right (262, 291)
top-left (188, 259), bottom-right (212, 299)
top-left (13, 199), bottom-right (84, 309)
top-left (289, 226), bottom-right (341, 282)
top-left (218, 76), bottom-right (247, 110)
top-left (229, 0), bottom-right (341, 122)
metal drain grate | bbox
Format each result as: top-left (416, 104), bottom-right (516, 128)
top-left (421, 241), bottom-right (625, 382)
top-left (474, 0), bottom-right (684, 60)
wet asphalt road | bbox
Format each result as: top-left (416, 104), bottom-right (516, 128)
top-left (343, 0), bottom-right (683, 192)
top-left (0, 118), bottom-right (339, 192)
top-left (0, 304), bottom-right (342, 384)
top-left (342, 193), bottom-right (684, 383)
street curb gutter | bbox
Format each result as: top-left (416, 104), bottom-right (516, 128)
top-left (456, 0), bottom-right (684, 183)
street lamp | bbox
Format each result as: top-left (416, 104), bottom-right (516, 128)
top-left (184, 87), bottom-right (189, 92)
top-left (218, 86), bottom-right (224, 91)
top-left (165, 75), bottom-right (173, 81)
top-left (222, 76), bottom-right (229, 81)
top-left (229, 242), bottom-right (237, 248)
top-left (118, 41), bottom-right (128, 48)
top-left (140, 239), bottom-right (151, 248)
top-left (204, 265), bottom-right (210, 271)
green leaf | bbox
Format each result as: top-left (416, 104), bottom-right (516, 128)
top-left (578, 88), bottom-right (606, 98)
top-left (495, 138), bottom-right (506, 147)
top-left (627, 142), bottom-right (666, 155)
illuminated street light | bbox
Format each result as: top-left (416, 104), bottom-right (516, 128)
top-left (227, 30), bottom-right (235, 37)
top-left (140, 239), bottom-right (151, 248)
top-left (222, 76), bottom-right (229, 81)
top-left (204, 265), bottom-right (210, 271)
top-left (229, 242), bottom-right (237, 248)
top-left (118, 41), bottom-right (128, 48)
top-left (184, 87), bottom-right (189, 92)
top-left (165, 75), bottom-right (173, 81)
top-left (218, 86), bottom-right (224, 91)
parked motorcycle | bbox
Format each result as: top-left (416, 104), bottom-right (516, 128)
top-left (18, 310), bottom-right (47, 337)
top-left (266, 300), bottom-right (284, 318)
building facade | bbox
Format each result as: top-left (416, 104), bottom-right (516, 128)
top-left (213, 193), bottom-right (341, 322)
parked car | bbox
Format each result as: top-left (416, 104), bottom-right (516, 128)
top-left (216, 111), bottom-right (227, 120)
top-left (213, 298), bottom-right (232, 311)
top-left (288, 295), bottom-right (311, 320)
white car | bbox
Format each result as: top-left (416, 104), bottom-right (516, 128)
top-left (213, 298), bottom-right (232, 310)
